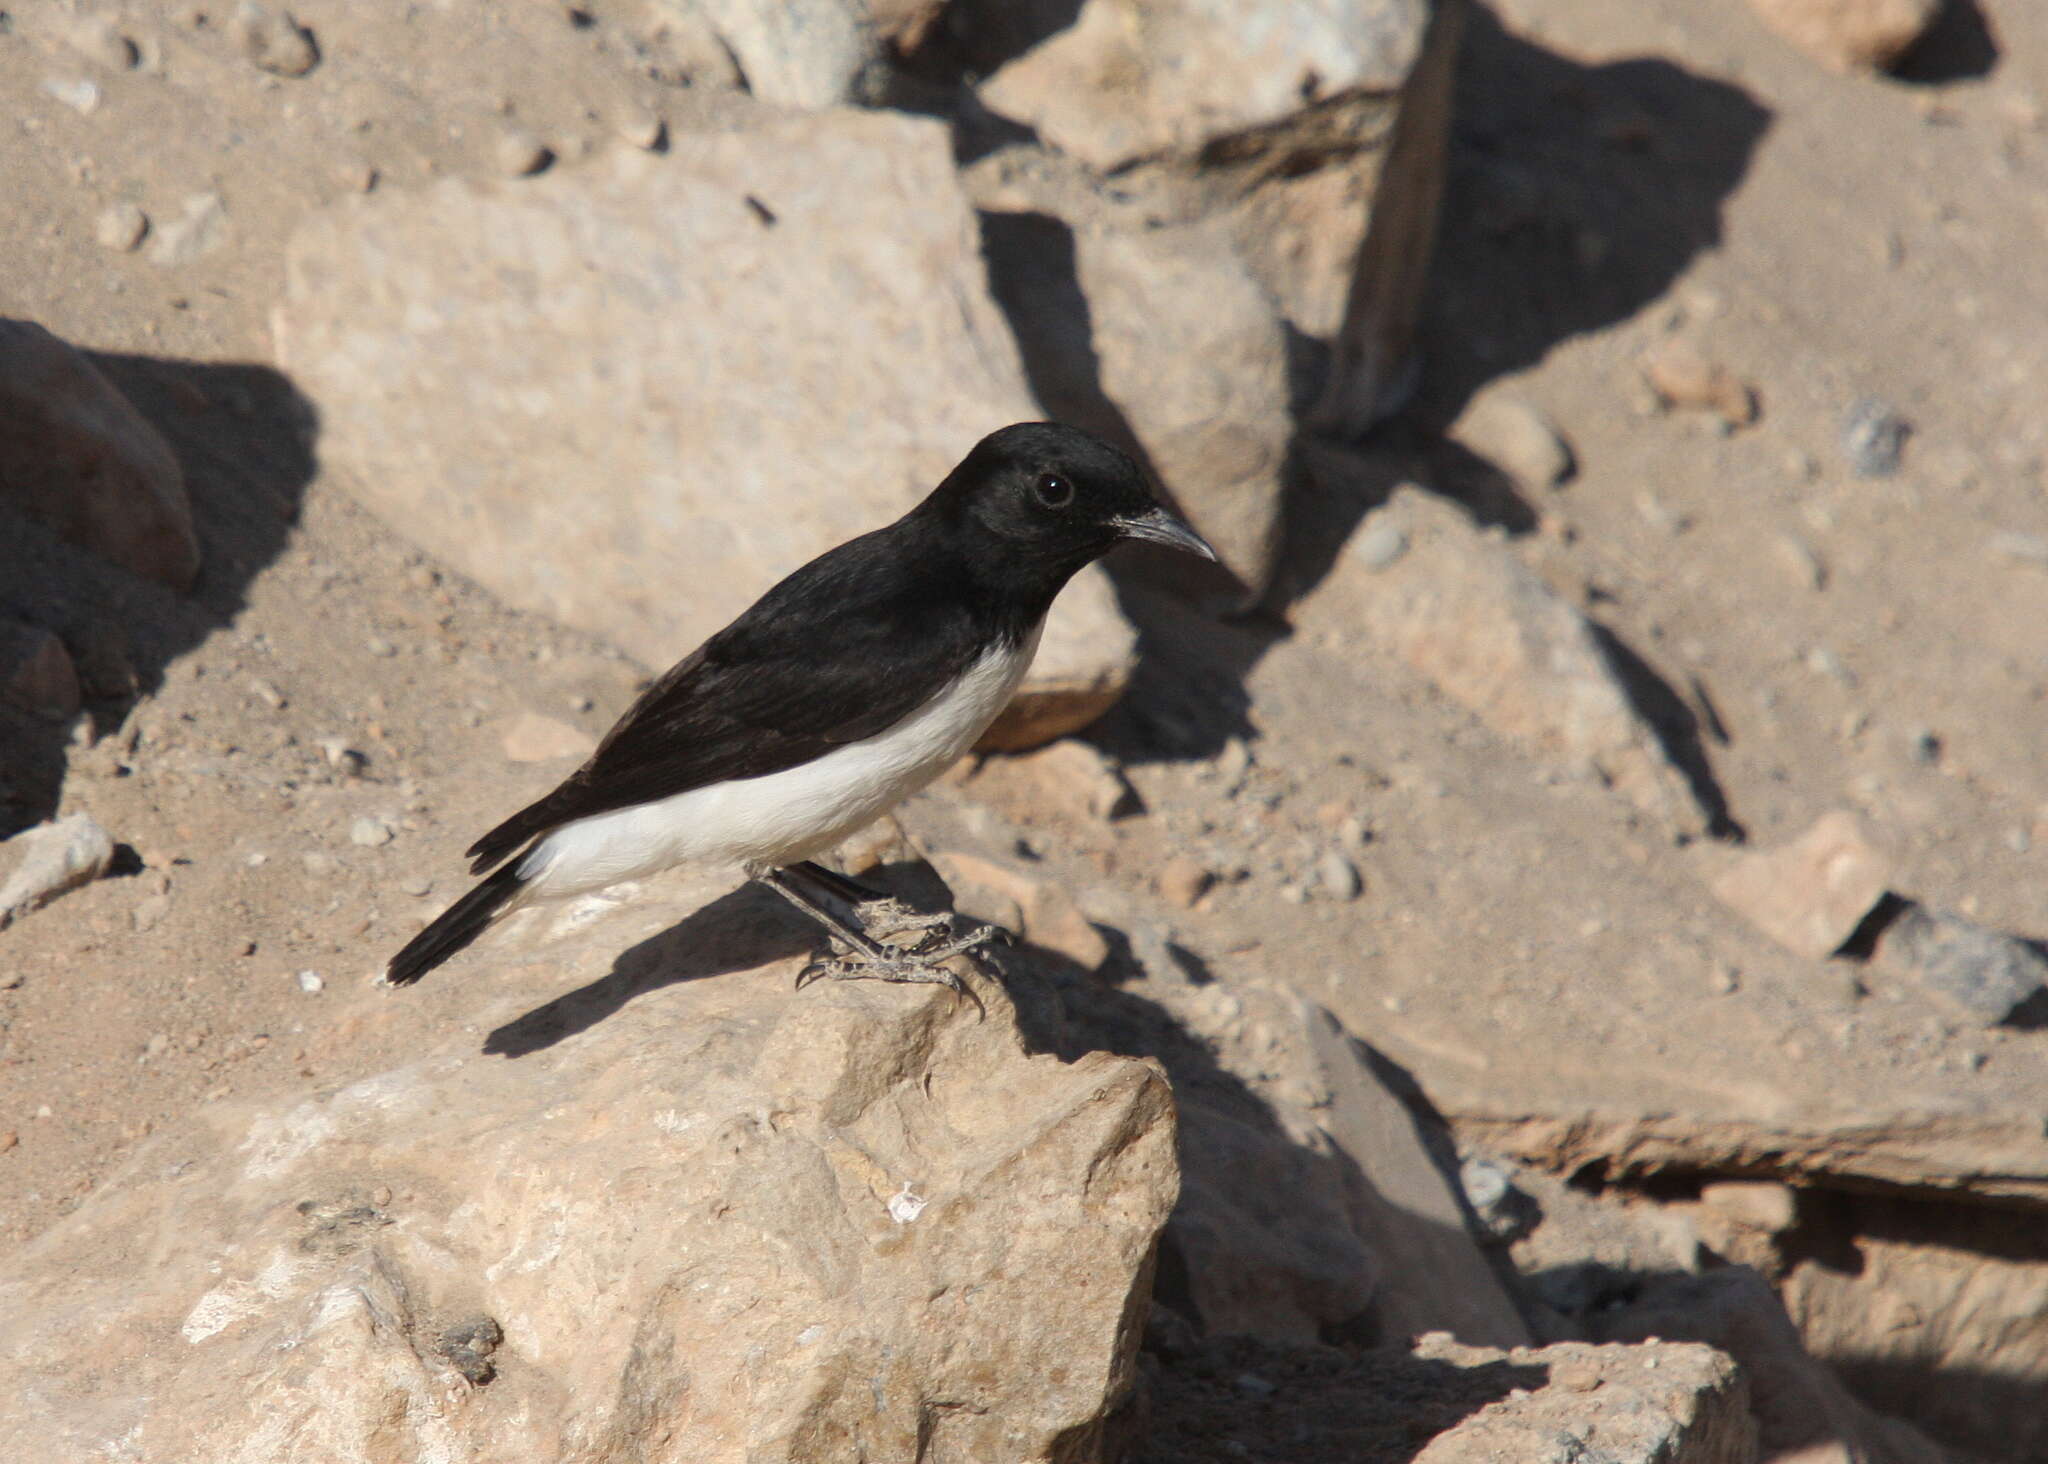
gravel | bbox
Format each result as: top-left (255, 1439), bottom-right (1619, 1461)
top-left (1841, 397), bottom-right (1910, 478)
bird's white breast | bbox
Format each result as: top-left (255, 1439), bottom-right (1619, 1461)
top-left (521, 625), bottom-right (1043, 899)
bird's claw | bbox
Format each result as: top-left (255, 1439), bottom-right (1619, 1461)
top-left (792, 916), bottom-right (1001, 1020)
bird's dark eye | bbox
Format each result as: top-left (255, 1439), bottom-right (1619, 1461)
top-left (1033, 472), bottom-right (1075, 509)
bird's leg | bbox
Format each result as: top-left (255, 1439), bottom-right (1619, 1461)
top-left (790, 860), bottom-right (960, 945)
top-left (755, 865), bottom-right (897, 962)
top-left (756, 865), bottom-right (997, 1012)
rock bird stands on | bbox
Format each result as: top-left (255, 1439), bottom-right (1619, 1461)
top-left (386, 422), bottom-right (1215, 995)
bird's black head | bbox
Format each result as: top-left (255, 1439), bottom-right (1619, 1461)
top-left (929, 422), bottom-right (1215, 577)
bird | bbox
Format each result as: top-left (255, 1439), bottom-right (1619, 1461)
top-left (384, 421), bottom-right (1215, 996)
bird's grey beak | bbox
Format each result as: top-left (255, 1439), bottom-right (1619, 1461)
top-left (1114, 505), bottom-right (1217, 562)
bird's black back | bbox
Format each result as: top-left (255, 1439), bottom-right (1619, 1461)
top-left (466, 517), bottom-right (1043, 873)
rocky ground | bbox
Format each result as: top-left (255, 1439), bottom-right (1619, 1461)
top-left (2, 0), bottom-right (2046, 1460)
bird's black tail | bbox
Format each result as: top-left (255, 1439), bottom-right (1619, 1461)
top-left (385, 865), bottom-right (526, 987)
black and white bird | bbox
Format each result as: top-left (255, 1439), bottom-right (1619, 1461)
top-left (384, 422), bottom-right (1214, 995)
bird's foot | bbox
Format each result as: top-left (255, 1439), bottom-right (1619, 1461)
top-left (794, 919), bottom-right (1003, 1018)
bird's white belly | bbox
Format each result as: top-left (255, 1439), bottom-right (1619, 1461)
top-left (521, 628), bottom-right (1041, 898)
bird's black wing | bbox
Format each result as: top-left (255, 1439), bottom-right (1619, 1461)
top-left (465, 527), bottom-right (992, 874)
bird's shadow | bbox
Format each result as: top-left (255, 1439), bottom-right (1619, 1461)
top-left (482, 881), bottom-right (816, 1057)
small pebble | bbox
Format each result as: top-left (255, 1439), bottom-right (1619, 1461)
top-left (496, 127), bottom-right (554, 177)
top-left (147, 191), bottom-right (229, 266)
top-left (350, 816), bottom-right (394, 848)
top-left (364, 635), bottom-right (397, 658)
top-left (1906, 727), bottom-right (1941, 765)
top-left (319, 739), bottom-right (368, 777)
top-left (248, 677), bottom-right (287, 709)
top-left (617, 108), bottom-right (666, 151)
top-left (1453, 394), bottom-right (1575, 489)
top-left (42, 77), bottom-right (103, 114)
top-left (1315, 850), bottom-right (1362, 901)
top-left (233, 3), bottom-right (320, 77)
top-left (1772, 534), bottom-right (1827, 590)
top-left (399, 875), bottom-right (434, 898)
top-left (1642, 338), bottom-right (1758, 426)
top-left (0, 1131), bottom-right (17, 1153)
top-left (297, 969), bottom-right (325, 993)
top-left (1553, 1359), bottom-right (1603, 1392)
top-left (65, 15), bottom-right (140, 70)
top-left (1805, 646), bottom-right (1856, 688)
top-left (301, 851), bottom-right (340, 876)
top-left (1459, 1155), bottom-right (1510, 1214)
top-left (144, 1032), bottom-right (170, 1058)
top-left (95, 201), bottom-right (149, 252)
top-left (1841, 398), bottom-right (1910, 478)
top-left (1155, 855), bottom-right (1213, 909)
top-left (1279, 884), bottom-right (1308, 905)
top-left (1709, 963), bottom-right (1741, 995)
top-left (1635, 491), bottom-right (1689, 535)
top-left (1349, 520), bottom-right (1409, 571)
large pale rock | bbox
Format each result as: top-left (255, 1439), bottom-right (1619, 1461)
top-left (1072, 220), bottom-right (1291, 596)
top-left (978, 0), bottom-right (1428, 171)
top-left (0, 875), bottom-right (1178, 1461)
top-left (276, 108), bottom-right (1135, 749)
top-left (0, 318), bottom-right (198, 589)
top-left (1312, 481), bottom-right (1708, 836)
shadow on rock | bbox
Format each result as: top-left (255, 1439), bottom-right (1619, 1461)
top-left (1273, 0), bottom-right (1773, 592)
top-left (0, 348), bottom-right (317, 834)
top-left (483, 881), bottom-right (816, 1056)
top-left (1138, 1333), bottom-right (1545, 1464)
top-left (976, 898), bottom-right (1530, 1354)
top-left (1414, 5), bottom-right (1772, 426)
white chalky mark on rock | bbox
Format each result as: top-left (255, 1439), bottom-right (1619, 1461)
top-left (551, 887), bottom-right (636, 935)
top-left (181, 1285), bottom-right (256, 1343)
top-left (887, 1180), bottom-right (926, 1225)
